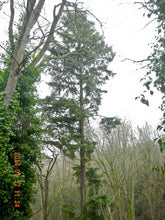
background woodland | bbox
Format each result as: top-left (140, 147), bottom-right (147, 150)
top-left (0, 0), bottom-right (165, 219)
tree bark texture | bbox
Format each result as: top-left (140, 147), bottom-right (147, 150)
top-left (43, 178), bottom-right (49, 220)
top-left (3, 0), bottom-right (45, 104)
top-left (79, 76), bottom-right (86, 215)
top-left (3, 0), bottom-right (66, 105)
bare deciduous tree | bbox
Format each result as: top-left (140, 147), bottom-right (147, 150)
top-left (3, 0), bottom-right (66, 105)
top-left (37, 146), bottom-right (58, 220)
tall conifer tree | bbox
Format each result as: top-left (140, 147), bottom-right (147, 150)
top-left (42, 10), bottom-right (115, 215)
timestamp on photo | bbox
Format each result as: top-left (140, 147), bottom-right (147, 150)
top-left (14, 152), bottom-right (21, 208)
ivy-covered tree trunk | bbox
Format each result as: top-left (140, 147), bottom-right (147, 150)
top-left (3, 0), bottom-right (45, 104)
top-left (4, 63), bottom-right (20, 105)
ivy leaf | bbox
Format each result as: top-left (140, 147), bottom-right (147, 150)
top-left (141, 97), bottom-right (149, 106)
top-left (158, 139), bottom-right (165, 152)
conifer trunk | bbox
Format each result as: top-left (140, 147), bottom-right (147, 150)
top-left (79, 76), bottom-right (86, 215)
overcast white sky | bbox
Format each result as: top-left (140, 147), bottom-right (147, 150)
top-left (0, 0), bottom-right (163, 128)
top-left (84, 0), bottom-right (163, 128)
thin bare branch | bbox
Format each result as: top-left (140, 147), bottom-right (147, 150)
top-left (38, 51), bottom-right (76, 67)
top-left (134, 1), bottom-right (153, 13)
top-left (20, 40), bottom-right (45, 67)
top-left (0, 1), bottom-right (8, 11)
top-left (3, 0), bottom-right (46, 104)
top-left (0, 43), bottom-right (19, 65)
top-left (46, 154), bottom-right (58, 178)
top-left (31, 0), bottom-right (66, 67)
top-left (13, 0), bottom-right (36, 57)
top-left (140, 18), bottom-right (156, 30)
top-left (122, 57), bottom-right (149, 63)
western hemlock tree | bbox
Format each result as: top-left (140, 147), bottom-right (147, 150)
top-left (42, 10), bottom-right (115, 216)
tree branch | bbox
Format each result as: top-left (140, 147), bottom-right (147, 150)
top-left (38, 51), bottom-right (77, 68)
top-left (9, 0), bottom-right (14, 49)
top-left (121, 57), bottom-right (149, 63)
top-left (0, 1), bottom-right (8, 11)
top-left (0, 43), bottom-right (19, 65)
top-left (134, 1), bottom-right (153, 13)
top-left (13, 0), bottom-right (36, 58)
top-left (3, 0), bottom-right (46, 104)
top-left (31, 0), bottom-right (66, 67)
top-left (46, 154), bottom-right (58, 179)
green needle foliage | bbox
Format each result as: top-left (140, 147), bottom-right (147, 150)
top-left (47, 11), bottom-right (115, 112)
top-left (41, 9), bottom-right (115, 216)
top-left (41, 97), bottom-right (84, 158)
top-left (100, 117), bottom-right (121, 134)
top-left (85, 167), bottom-right (107, 220)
